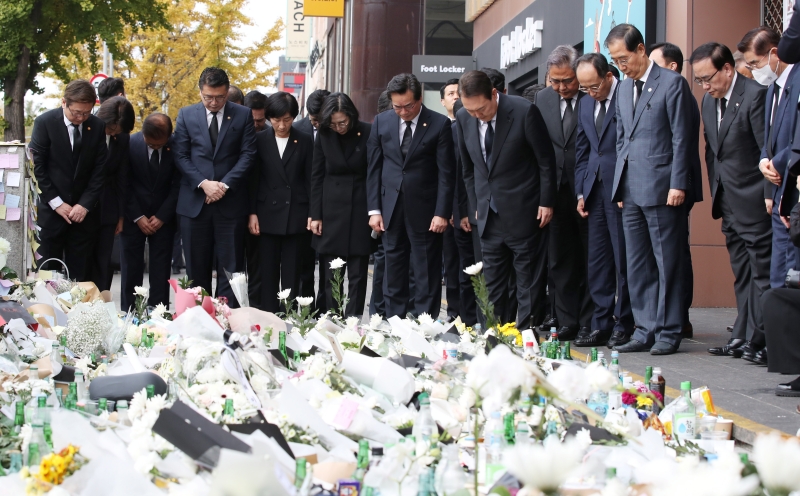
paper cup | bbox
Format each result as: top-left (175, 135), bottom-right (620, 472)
top-left (714, 418), bottom-right (733, 439)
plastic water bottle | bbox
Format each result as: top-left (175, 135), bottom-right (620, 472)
top-left (473, 323), bottom-right (483, 335)
top-left (597, 351), bottom-right (607, 368)
top-left (484, 412), bottom-right (507, 486)
top-left (434, 444), bottom-right (469, 495)
top-left (609, 358), bottom-right (620, 382)
top-left (673, 381), bottom-right (696, 441)
top-left (412, 393), bottom-right (436, 456)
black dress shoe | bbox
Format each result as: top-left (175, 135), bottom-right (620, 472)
top-left (726, 325), bottom-right (734, 332)
top-left (556, 326), bottom-right (580, 341)
top-left (743, 347), bottom-right (767, 365)
top-left (574, 329), bottom-right (612, 347)
top-left (651, 341), bottom-right (679, 355)
top-left (540, 316), bottom-right (558, 332)
top-left (776, 377), bottom-right (800, 396)
top-left (731, 341), bottom-right (757, 359)
top-left (707, 338), bottom-right (746, 356)
top-left (614, 339), bottom-right (651, 353)
top-left (681, 323), bottom-right (694, 339)
top-left (606, 330), bottom-right (631, 349)
top-left (740, 342), bottom-right (765, 361)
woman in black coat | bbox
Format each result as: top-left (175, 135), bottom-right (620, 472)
top-left (249, 92), bottom-right (314, 312)
top-left (309, 93), bottom-right (372, 317)
top-left (86, 96), bottom-right (134, 291)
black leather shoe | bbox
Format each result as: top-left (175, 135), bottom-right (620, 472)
top-left (556, 326), bottom-right (580, 341)
top-left (574, 329), bottom-right (612, 347)
top-left (606, 330), bottom-right (631, 349)
top-left (726, 325), bottom-right (734, 332)
top-left (682, 323), bottom-right (694, 339)
top-left (707, 338), bottom-right (746, 356)
top-left (651, 341), bottom-right (679, 355)
top-left (776, 378), bottom-right (800, 396)
top-left (731, 341), bottom-right (757, 359)
top-left (743, 347), bottom-right (767, 365)
top-left (540, 316), bottom-right (558, 332)
top-left (740, 342), bottom-right (765, 361)
top-left (614, 339), bottom-right (651, 353)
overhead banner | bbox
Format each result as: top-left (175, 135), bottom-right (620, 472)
top-left (304, 0), bottom-right (345, 18)
top-left (287, 0), bottom-right (310, 61)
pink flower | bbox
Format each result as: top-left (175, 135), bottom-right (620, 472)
top-left (621, 391), bottom-right (638, 406)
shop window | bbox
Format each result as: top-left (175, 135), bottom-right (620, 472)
top-left (763, 0), bottom-right (784, 32)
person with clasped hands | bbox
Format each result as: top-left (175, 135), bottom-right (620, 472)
top-left (366, 73), bottom-right (455, 319)
top-left (605, 24), bottom-right (693, 356)
top-left (173, 67), bottom-right (257, 306)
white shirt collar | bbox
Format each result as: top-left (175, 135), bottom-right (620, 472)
top-left (206, 105), bottom-right (224, 118)
top-left (482, 93), bottom-right (500, 126)
top-left (639, 60), bottom-right (655, 83)
top-left (607, 77), bottom-right (618, 103)
top-left (405, 109), bottom-right (421, 126)
top-left (63, 113), bottom-right (81, 132)
top-left (723, 72), bottom-right (737, 102)
top-left (775, 64), bottom-right (793, 89)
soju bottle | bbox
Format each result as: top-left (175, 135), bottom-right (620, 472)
top-left (223, 398), bottom-right (234, 417)
top-left (591, 347), bottom-right (598, 362)
top-left (563, 341), bottom-right (573, 360)
top-left (294, 458), bottom-right (307, 490)
top-left (279, 331), bottom-right (288, 363)
top-left (503, 412), bottom-right (515, 445)
top-left (27, 443), bottom-right (41, 472)
top-left (673, 381), bottom-right (696, 441)
top-left (645, 366), bottom-right (653, 385)
top-left (98, 398), bottom-right (108, 413)
top-left (13, 402), bottom-right (25, 433)
top-left (116, 400), bottom-right (132, 426)
top-left (354, 439), bottom-right (369, 481)
top-left (146, 384), bottom-right (155, 398)
top-left (43, 423), bottom-right (53, 450)
top-left (28, 364), bottom-right (39, 385)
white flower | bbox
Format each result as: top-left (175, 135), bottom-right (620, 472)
top-left (504, 436), bottom-right (585, 492)
top-left (20, 423), bottom-right (32, 455)
top-left (369, 313), bottom-right (383, 329)
top-left (151, 303), bottom-right (168, 319)
top-left (126, 324), bottom-right (142, 346)
top-left (464, 261), bottom-right (483, 276)
top-left (753, 432), bottom-right (800, 492)
top-left (430, 382), bottom-right (450, 400)
top-left (574, 427), bottom-right (593, 450)
top-left (329, 257), bottom-right (346, 270)
top-left (339, 328), bottom-right (361, 345)
top-left (345, 316), bottom-right (360, 330)
top-left (458, 388), bottom-right (477, 409)
top-left (296, 296), bottom-right (314, 307)
top-left (366, 331), bottom-right (384, 349)
top-left (0, 237), bottom-right (10, 255)
top-left (418, 313), bottom-right (434, 326)
top-left (134, 286), bottom-right (149, 297)
top-left (277, 289), bottom-right (291, 300)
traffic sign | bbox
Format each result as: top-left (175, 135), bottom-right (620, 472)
top-left (90, 73), bottom-right (108, 104)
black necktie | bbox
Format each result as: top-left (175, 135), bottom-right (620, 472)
top-left (634, 80), bottom-right (645, 109)
top-left (719, 97), bottom-right (727, 123)
top-left (148, 148), bottom-right (160, 182)
top-left (484, 121), bottom-right (495, 167)
top-left (400, 120), bottom-right (412, 159)
top-left (209, 112), bottom-right (219, 149)
top-left (768, 84), bottom-right (781, 157)
top-left (71, 123), bottom-right (82, 166)
top-left (595, 100), bottom-right (607, 138)
top-left (562, 98), bottom-right (574, 139)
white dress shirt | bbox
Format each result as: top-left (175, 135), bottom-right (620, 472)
top-left (718, 72), bottom-right (737, 129)
top-left (478, 93), bottom-right (500, 162)
top-left (559, 95), bottom-right (578, 119)
top-left (276, 136), bottom-right (289, 158)
top-left (48, 115), bottom-right (85, 210)
top-left (633, 60), bottom-right (655, 106)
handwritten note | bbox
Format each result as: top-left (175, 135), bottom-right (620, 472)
top-left (6, 208), bottom-right (20, 221)
top-left (6, 172), bottom-right (20, 187)
top-left (4, 194), bottom-right (19, 208)
top-left (332, 398), bottom-right (360, 430)
top-left (0, 155), bottom-right (17, 169)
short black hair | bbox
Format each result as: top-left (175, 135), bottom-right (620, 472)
top-left (320, 92), bottom-right (359, 132)
top-left (97, 77), bottom-right (125, 103)
top-left (267, 91), bottom-right (300, 119)
top-left (479, 67), bottom-right (505, 92)
top-left (574, 52), bottom-right (611, 78)
top-left (244, 90), bottom-right (267, 110)
top-left (95, 96), bottom-right (135, 134)
top-left (386, 73), bottom-right (422, 100)
top-left (306, 89), bottom-right (331, 116)
top-left (377, 90), bottom-right (392, 114)
top-left (689, 42), bottom-right (735, 71)
top-left (609, 65), bottom-right (621, 79)
top-left (521, 84), bottom-right (545, 104)
top-left (650, 42), bottom-right (684, 73)
top-left (198, 67), bottom-right (230, 90)
top-left (142, 113), bottom-right (173, 140)
top-left (458, 70), bottom-right (494, 100)
top-left (227, 85), bottom-right (244, 105)
top-left (738, 26), bottom-right (781, 57)
top-left (604, 23), bottom-right (644, 52)
top-left (440, 78), bottom-right (460, 99)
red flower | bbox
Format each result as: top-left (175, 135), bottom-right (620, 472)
top-left (622, 391), bottom-right (638, 405)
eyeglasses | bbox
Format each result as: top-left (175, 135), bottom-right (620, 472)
top-left (610, 57), bottom-right (630, 68)
top-left (694, 70), bottom-right (719, 86)
top-left (745, 51), bottom-right (771, 71)
top-left (201, 94), bottom-right (227, 103)
top-left (66, 106), bottom-right (91, 118)
top-left (329, 119), bottom-right (349, 130)
top-left (549, 77), bottom-right (576, 87)
top-left (392, 101), bottom-right (418, 112)
top-left (579, 78), bottom-right (606, 93)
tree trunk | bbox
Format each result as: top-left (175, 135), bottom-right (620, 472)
top-left (3, 45), bottom-right (31, 142)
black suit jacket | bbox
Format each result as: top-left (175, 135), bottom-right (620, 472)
top-left (125, 132), bottom-right (180, 224)
top-left (294, 117), bottom-right (316, 140)
top-left (687, 93), bottom-right (705, 204)
top-left (310, 121), bottom-right (372, 256)
top-left (98, 133), bottom-right (130, 225)
top-left (451, 118), bottom-right (472, 226)
top-left (702, 74), bottom-right (768, 224)
top-left (173, 101), bottom-right (257, 219)
top-left (367, 105), bottom-right (455, 232)
top-left (30, 108), bottom-right (108, 229)
top-left (535, 87), bottom-right (585, 194)
top-left (251, 127), bottom-right (314, 236)
top-left (456, 93), bottom-right (557, 238)
top-left (780, 1), bottom-right (800, 64)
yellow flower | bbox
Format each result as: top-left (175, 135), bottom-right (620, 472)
top-left (636, 396), bottom-right (654, 408)
top-left (498, 322), bottom-right (523, 346)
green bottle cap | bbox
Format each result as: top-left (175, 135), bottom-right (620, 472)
top-left (37, 395), bottom-right (47, 408)
top-left (98, 398), bottom-right (108, 411)
top-left (680, 381), bottom-right (691, 390)
top-left (418, 392), bottom-right (430, 404)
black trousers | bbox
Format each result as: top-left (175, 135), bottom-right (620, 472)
top-left (763, 287), bottom-right (800, 374)
top-left (718, 188), bottom-right (772, 344)
top-left (120, 219), bottom-right (176, 311)
top-left (443, 225), bottom-right (461, 319)
top-left (172, 226), bottom-right (184, 270)
top-left (453, 225), bottom-right (478, 325)
top-left (299, 233), bottom-right (317, 301)
top-left (321, 254), bottom-right (369, 317)
top-left (683, 201), bottom-right (695, 326)
top-left (39, 214), bottom-right (99, 282)
top-left (86, 221), bottom-right (117, 292)
top-left (370, 240), bottom-right (386, 316)
top-left (548, 185), bottom-right (593, 329)
top-left (245, 232), bottom-right (262, 308)
top-left (383, 193), bottom-right (442, 318)
top-left (259, 232), bottom-right (304, 313)
top-left (480, 210), bottom-right (547, 329)
top-left (180, 204), bottom-right (245, 308)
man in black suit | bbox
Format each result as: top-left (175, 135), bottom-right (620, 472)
top-left (30, 80), bottom-right (108, 281)
top-left (369, 91), bottom-right (393, 317)
top-left (96, 77), bottom-right (125, 104)
top-left (294, 88), bottom-right (329, 311)
top-left (457, 70), bottom-right (557, 330)
top-left (535, 45), bottom-right (592, 341)
top-left (242, 90), bottom-right (267, 311)
top-left (690, 43), bottom-right (772, 360)
top-left (173, 67), bottom-right (257, 306)
top-left (649, 42), bottom-right (704, 339)
top-left (574, 53), bottom-right (634, 348)
top-left (367, 73), bottom-right (455, 318)
top-left (244, 90), bottom-right (268, 132)
top-left (120, 114), bottom-right (181, 310)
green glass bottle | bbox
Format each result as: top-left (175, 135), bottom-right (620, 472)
top-left (13, 402), bottom-right (24, 433)
top-left (293, 349), bottom-right (301, 362)
top-left (43, 423), bottom-right (53, 450)
top-left (28, 443), bottom-right (41, 468)
top-left (146, 384), bottom-right (155, 398)
top-left (59, 334), bottom-right (67, 347)
top-left (90, 353), bottom-right (96, 365)
top-left (279, 331), bottom-right (288, 363)
top-left (68, 382), bottom-right (77, 398)
top-left (98, 398), bottom-right (108, 412)
top-left (354, 439), bottom-right (369, 481)
top-left (591, 347), bottom-right (598, 362)
top-left (645, 366), bottom-right (653, 385)
top-left (294, 458), bottom-right (307, 490)
top-left (564, 342), bottom-right (573, 360)
top-left (7, 450), bottom-right (23, 474)
top-left (503, 412), bottom-right (515, 445)
top-left (223, 398), bottom-right (234, 417)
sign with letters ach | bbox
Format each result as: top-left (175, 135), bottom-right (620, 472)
top-left (287, 0), bottom-right (310, 61)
